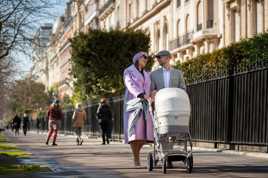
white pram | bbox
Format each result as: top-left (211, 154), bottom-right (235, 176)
top-left (147, 88), bottom-right (193, 174)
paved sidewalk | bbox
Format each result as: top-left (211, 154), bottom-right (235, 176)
top-left (2, 131), bottom-right (268, 178)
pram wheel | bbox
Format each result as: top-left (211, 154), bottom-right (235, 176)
top-left (162, 158), bottom-right (167, 174)
top-left (185, 155), bottom-right (193, 173)
top-left (147, 153), bottom-right (153, 171)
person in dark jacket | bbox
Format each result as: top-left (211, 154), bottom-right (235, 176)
top-left (13, 114), bottom-right (21, 136)
top-left (36, 117), bottom-right (40, 134)
top-left (46, 99), bottom-right (63, 146)
top-left (96, 98), bottom-right (112, 145)
top-left (22, 113), bottom-right (30, 136)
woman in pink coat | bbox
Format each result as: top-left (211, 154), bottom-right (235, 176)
top-left (123, 51), bottom-right (154, 166)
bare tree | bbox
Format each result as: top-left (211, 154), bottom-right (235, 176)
top-left (0, 0), bottom-right (66, 119)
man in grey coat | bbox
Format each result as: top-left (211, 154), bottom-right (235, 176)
top-left (150, 50), bottom-right (186, 97)
top-left (150, 50), bottom-right (186, 168)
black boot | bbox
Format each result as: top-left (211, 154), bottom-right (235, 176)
top-left (45, 138), bottom-right (49, 145)
top-left (76, 138), bottom-right (79, 145)
top-left (102, 133), bottom-right (106, 145)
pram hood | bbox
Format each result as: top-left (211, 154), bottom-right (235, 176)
top-left (155, 88), bottom-right (191, 118)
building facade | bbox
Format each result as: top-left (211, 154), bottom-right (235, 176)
top-left (98, 0), bottom-right (268, 62)
top-left (31, 23), bottom-right (53, 90)
top-left (41, 0), bottom-right (267, 98)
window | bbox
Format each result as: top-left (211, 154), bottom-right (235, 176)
top-left (136, 0), bottom-right (139, 18)
top-left (128, 3), bottom-right (132, 22)
top-left (177, 19), bottom-right (180, 37)
top-left (196, 1), bottom-right (203, 31)
top-left (185, 14), bottom-right (190, 33)
top-left (155, 23), bottom-right (160, 52)
top-left (207, 0), bottom-right (214, 28)
top-left (163, 20), bottom-right (168, 49)
top-left (116, 6), bottom-right (120, 28)
top-left (230, 9), bottom-right (240, 42)
top-left (177, 0), bottom-right (181, 7)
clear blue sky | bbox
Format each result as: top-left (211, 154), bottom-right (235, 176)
top-left (16, 0), bottom-right (68, 78)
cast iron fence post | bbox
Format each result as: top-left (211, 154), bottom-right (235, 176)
top-left (227, 60), bottom-right (235, 150)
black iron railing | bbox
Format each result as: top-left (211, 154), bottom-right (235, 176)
top-left (34, 61), bottom-right (268, 148)
top-left (197, 23), bottom-right (202, 31)
top-left (183, 32), bottom-right (193, 45)
top-left (169, 37), bottom-right (182, 50)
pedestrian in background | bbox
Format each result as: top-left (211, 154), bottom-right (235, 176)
top-left (96, 97), bottom-right (112, 145)
top-left (41, 114), bottom-right (46, 133)
top-left (36, 108), bottom-right (42, 134)
top-left (72, 103), bottom-right (86, 145)
top-left (46, 99), bottom-right (63, 146)
top-left (13, 114), bottom-right (21, 136)
top-left (22, 113), bottom-right (30, 136)
top-left (36, 117), bottom-right (40, 134)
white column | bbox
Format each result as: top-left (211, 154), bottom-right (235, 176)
top-left (240, 0), bottom-right (247, 38)
top-left (188, 47), bottom-right (194, 58)
top-left (224, 2), bottom-right (231, 45)
top-left (203, 0), bottom-right (208, 29)
top-left (159, 19), bottom-right (164, 50)
top-left (212, 39), bottom-right (218, 51)
top-left (235, 10), bottom-right (241, 42)
top-left (149, 25), bottom-right (155, 53)
top-left (248, 0), bottom-right (257, 37)
top-left (256, 1), bottom-right (264, 33)
top-left (265, 0), bottom-right (268, 31)
top-left (193, 44), bottom-right (200, 57)
top-left (176, 52), bottom-right (182, 62)
top-left (204, 40), bottom-right (209, 54)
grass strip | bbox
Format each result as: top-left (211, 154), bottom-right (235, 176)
top-left (0, 132), bottom-right (50, 175)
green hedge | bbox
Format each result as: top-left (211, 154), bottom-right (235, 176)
top-left (175, 33), bottom-right (268, 84)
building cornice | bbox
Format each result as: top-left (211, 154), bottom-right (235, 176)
top-left (127, 0), bottom-right (171, 29)
top-left (98, 0), bottom-right (115, 21)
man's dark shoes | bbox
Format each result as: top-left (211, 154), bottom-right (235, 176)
top-left (52, 143), bottom-right (57, 146)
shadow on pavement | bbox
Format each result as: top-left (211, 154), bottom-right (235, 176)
top-left (192, 165), bottom-right (268, 174)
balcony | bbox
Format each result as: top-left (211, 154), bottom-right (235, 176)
top-left (169, 32), bottom-right (193, 51)
top-left (98, 0), bottom-right (115, 21)
top-left (192, 20), bottom-right (219, 43)
top-left (183, 32), bottom-right (193, 45)
top-left (169, 37), bottom-right (182, 50)
top-left (197, 23), bottom-right (202, 31)
top-left (127, 0), bottom-right (171, 29)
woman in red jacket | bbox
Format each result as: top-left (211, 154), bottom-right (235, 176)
top-left (45, 100), bottom-right (63, 146)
